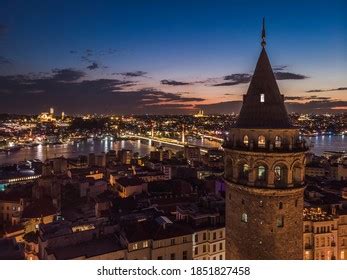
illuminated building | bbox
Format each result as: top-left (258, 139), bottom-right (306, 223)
top-left (303, 208), bottom-right (338, 260)
top-left (224, 19), bottom-right (307, 259)
top-left (194, 110), bottom-right (206, 118)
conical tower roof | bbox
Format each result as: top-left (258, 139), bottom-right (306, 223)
top-left (235, 21), bottom-right (291, 129)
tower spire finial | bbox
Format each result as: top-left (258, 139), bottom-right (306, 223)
top-left (261, 17), bottom-right (266, 47)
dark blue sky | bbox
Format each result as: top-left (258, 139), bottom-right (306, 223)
top-left (0, 0), bottom-right (346, 114)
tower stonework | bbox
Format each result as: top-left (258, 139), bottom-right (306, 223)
top-left (224, 21), bottom-right (308, 260)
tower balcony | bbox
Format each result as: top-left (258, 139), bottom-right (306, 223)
top-left (223, 138), bottom-right (309, 153)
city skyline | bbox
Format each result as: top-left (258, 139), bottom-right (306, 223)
top-left (0, 0), bottom-right (346, 114)
top-left (0, 3), bottom-right (347, 262)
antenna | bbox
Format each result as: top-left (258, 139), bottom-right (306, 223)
top-left (261, 17), bottom-right (266, 47)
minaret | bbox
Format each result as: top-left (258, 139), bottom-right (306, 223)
top-left (181, 124), bottom-right (185, 143)
top-left (224, 19), bottom-right (307, 259)
top-left (151, 122), bottom-right (155, 138)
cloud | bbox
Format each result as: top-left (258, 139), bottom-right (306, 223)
top-left (198, 99), bottom-right (347, 114)
top-left (119, 71), bottom-right (147, 77)
top-left (51, 68), bottom-right (85, 81)
top-left (161, 79), bottom-right (192, 86)
top-left (284, 95), bottom-right (332, 101)
top-left (86, 62), bottom-right (99, 70)
top-left (211, 71), bottom-right (308, 86)
top-left (0, 56), bottom-right (12, 65)
top-left (285, 100), bottom-right (347, 113)
top-left (199, 101), bottom-right (243, 114)
top-left (306, 87), bottom-right (347, 93)
top-left (212, 73), bottom-right (251, 86)
top-left (273, 65), bottom-right (287, 71)
top-left (69, 50), bottom-right (77, 54)
top-left (0, 70), bottom-right (204, 114)
top-left (274, 72), bottom-right (308, 80)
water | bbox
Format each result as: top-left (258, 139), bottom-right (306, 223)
top-left (0, 135), bottom-right (345, 165)
top-left (305, 135), bottom-right (346, 155)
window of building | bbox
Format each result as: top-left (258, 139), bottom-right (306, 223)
top-left (183, 237), bottom-right (187, 243)
top-left (276, 216), bottom-right (284, 228)
top-left (240, 164), bottom-right (250, 179)
top-left (219, 243), bottom-right (223, 250)
top-left (132, 243), bottom-right (138, 250)
top-left (274, 166), bottom-right (282, 181)
top-left (321, 237), bottom-right (325, 247)
top-left (183, 251), bottom-right (188, 260)
top-left (213, 256), bottom-right (216, 260)
top-left (295, 199), bottom-right (298, 207)
top-left (241, 213), bottom-right (248, 223)
top-left (219, 231), bottom-right (223, 238)
top-left (194, 247), bottom-right (198, 255)
top-left (143, 241), bottom-right (148, 248)
top-left (219, 255), bottom-right (223, 260)
top-left (243, 135), bottom-right (249, 146)
top-left (203, 245), bottom-right (207, 253)
top-left (170, 253), bottom-right (175, 260)
top-left (279, 202), bottom-right (283, 209)
top-left (203, 232), bottom-right (207, 240)
top-left (275, 136), bottom-right (282, 148)
top-left (194, 234), bottom-right (198, 243)
top-left (170, 238), bottom-right (175, 245)
top-left (259, 200), bottom-right (263, 207)
top-left (257, 165), bottom-right (266, 181)
top-left (260, 93), bottom-right (265, 103)
top-left (258, 135), bottom-right (266, 148)
top-left (213, 232), bottom-right (217, 240)
top-left (213, 244), bottom-right (216, 252)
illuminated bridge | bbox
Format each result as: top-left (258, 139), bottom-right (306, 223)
top-left (122, 133), bottom-right (223, 153)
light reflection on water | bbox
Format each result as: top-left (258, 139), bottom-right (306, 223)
top-left (0, 135), bottom-right (345, 165)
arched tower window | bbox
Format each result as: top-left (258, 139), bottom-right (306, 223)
top-left (258, 135), bottom-right (266, 148)
top-left (293, 163), bottom-right (302, 186)
top-left (274, 165), bottom-right (288, 187)
top-left (279, 202), bottom-right (283, 209)
top-left (241, 213), bottom-right (248, 223)
top-left (225, 157), bottom-right (233, 181)
top-left (243, 135), bottom-right (249, 146)
top-left (239, 163), bottom-right (250, 181)
top-left (275, 136), bottom-right (282, 148)
top-left (257, 165), bottom-right (266, 181)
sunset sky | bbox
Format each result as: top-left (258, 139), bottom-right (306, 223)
top-left (0, 0), bottom-right (346, 114)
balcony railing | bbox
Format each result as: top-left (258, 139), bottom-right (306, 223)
top-left (223, 139), bottom-right (309, 153)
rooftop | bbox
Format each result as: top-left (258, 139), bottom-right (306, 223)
top-left (47, 236), bottom-right (124, 259)
top-left (235, 22), bottom-right (291, 129)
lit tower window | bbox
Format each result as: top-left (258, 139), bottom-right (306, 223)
top-left (258, 135), bottom-right (266, 148)
top-left (260, 93), bottom-right (265, 103)
top-left (243, 135), bottom-right (249, 146)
